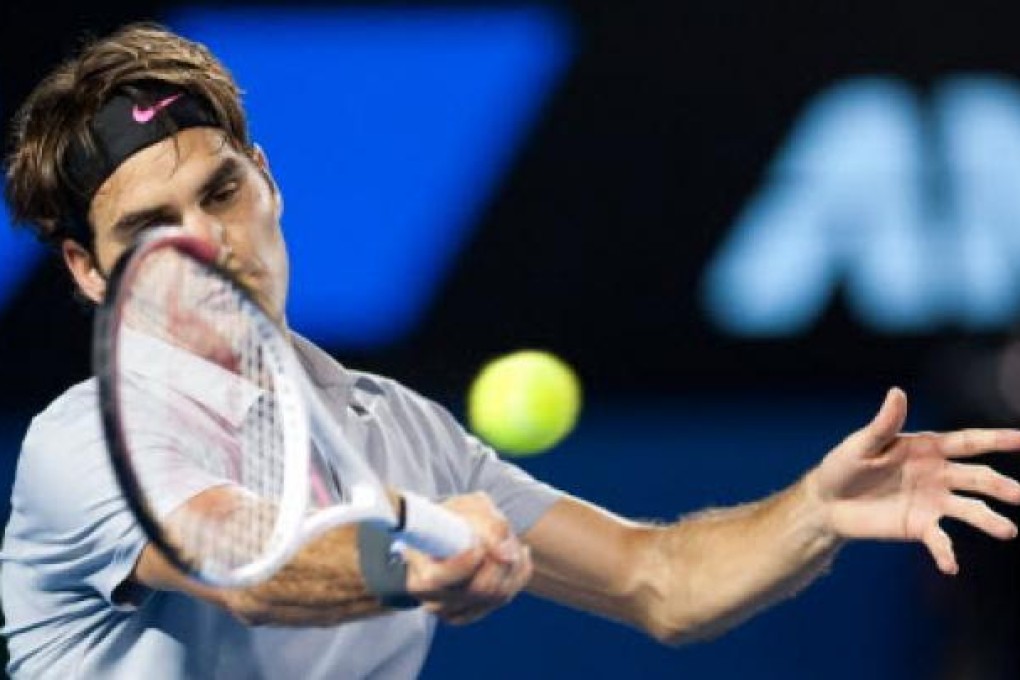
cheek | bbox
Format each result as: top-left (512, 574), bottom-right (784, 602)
top-left (246, 181), bottom-right (290, 305)
top-left (272, 246), bottom-right (290, 311)
top-left (234, 179), bottom-right (281, 249)
top-left (255, 190), bottom-right (286, 266)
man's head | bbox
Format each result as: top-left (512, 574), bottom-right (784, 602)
top-left (5, 23), bottom-right (289, 318)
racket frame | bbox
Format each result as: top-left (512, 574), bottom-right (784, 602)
top-left (96, 229), bottom-right (387, 586)
top-left (96, 228), bottom-right (471, 588)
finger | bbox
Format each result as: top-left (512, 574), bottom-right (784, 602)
top-left (432, 601), bottom-right (496, 626)
top-left (433, 546), bottom-right (525, 605)
top-left (432, 589), bottom-right (504, 623)
top-left (937, 429), bottom-right (1020, 459)
top-left (424, 588), bottom-right (502, 624)
top-left (427, 545), bottom-right (533, 613)
top-left (431, 555), bottom-right (531, 625)
top-left (474, 520), bottom-right (512, 555)
top-left (508, 545), bottom-right (533, 591)
top-left (406, 546), bottom-right (484, 596)
top-left (860, 387), bottom-right (908, 455)
top-left (488, 536), bottom-right (523, 565)
top-left (454, 559), bottom-right (514, 603)
top-left (470, 544), bottom-right (532, 599)
top-left (942, 495), bottom-right (1018, 540)
top-left (922, 523), bottom-right (958, 575)
top-left (943, 463), bottom-right (1020, 504)
top-left (442, 493), bottom-right (512, 551)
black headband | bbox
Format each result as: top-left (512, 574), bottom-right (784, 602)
top-left (63, 83), bottom-right (219, 244)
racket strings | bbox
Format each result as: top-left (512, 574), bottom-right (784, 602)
top-left (119, 246), bottom-right (291, 576)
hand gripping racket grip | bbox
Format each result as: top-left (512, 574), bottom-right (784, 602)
top-left (397, 491), bottom-right (476, 558)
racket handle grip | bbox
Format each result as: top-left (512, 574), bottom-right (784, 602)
top-left (397, 491), bottom-right (475, 558)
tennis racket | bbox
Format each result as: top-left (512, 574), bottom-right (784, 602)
top-left (94, 227), bottom-right (473, 587)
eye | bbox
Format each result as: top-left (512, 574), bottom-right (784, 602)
top-left (206, 180), bottom-right (240, 207)
top-left (116, 215), bottom-right (171, 243)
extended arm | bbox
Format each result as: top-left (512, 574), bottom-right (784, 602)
top-left (134, 519), bottom-right (382, 625)
top-left (133, 490), bottom-right (532, 626)
top-left (526, 484), bottom-right (836, 643)
top-left (525, 388), bottom-right (1020, 643)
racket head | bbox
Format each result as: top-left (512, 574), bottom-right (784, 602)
top-left (95, 228), bottom-right (310, 587)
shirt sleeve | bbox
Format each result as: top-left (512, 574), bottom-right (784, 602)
top-left (454, 429), bottom-right (563, 535)
top-left (10, 382), bottom-right (242, 613)
top-left (9, 398), bottom-right (152, 610)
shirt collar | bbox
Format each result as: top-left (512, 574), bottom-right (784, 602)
top-left (291, 333), bottom-right (354, 393)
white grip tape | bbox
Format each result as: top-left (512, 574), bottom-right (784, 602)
top-left (397, 491), bottom-right (475, 558)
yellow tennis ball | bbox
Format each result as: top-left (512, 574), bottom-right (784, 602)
top-left (468, 350), bottom-right (581, 456)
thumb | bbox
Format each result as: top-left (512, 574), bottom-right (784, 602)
top-left (405, 545), bottom-right (484, 596)
top-left (860, 387), bottom-right (908, 455)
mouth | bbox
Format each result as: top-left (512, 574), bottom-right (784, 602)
top-left (196, 284), bottom-right (239, 318)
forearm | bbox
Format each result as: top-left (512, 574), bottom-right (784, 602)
top-left (526, 478), bottom-right (841, 643)
top-left (147, 489), bottom-right (523, 627)
top-left (221, 524), bottom-right (393, 626)
top-left (140, 489), bottom-right (404, 626)
top-left (637, 473), bottom-right (841, 643)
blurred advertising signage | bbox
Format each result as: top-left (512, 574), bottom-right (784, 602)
top-left (704, 76), bottom-right (1020, 336)
top-left (169, 7), bottom-right (573, 348)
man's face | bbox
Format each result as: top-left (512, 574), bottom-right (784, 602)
top-left (84, 127), bottom-right (290, 321)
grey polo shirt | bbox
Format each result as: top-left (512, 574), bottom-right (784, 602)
top-left (1, 336), bottom-right (562, 678)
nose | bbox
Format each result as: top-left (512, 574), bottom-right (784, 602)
top-left (182, 215), bottom-right (226, 247)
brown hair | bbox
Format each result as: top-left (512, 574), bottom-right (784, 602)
top-left (5, 22), bottom-right (252, 245)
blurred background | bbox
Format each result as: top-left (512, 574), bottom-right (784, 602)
top-left (4, 1), bottom-right (1020, 678)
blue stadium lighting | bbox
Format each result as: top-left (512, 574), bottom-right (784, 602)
top-left (0, 198), bottom-right (45, 310)
top-left (0, 91), bottom-right (46, 309)
top-left (703, 76), bottom-right (1020, 336)
top-left (170, 7), bottom-right (573, 348)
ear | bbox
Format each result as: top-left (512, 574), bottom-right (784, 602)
top-left (252, 143), bottom-right (284, 217)
top-left (61, 239), bottom-right (107, 304)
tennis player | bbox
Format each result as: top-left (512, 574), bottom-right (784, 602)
top-left (5, 23), bottom-right (1020, 679)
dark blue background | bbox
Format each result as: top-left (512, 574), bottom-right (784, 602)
top-left (4, 1), bottom-right (1020, 677)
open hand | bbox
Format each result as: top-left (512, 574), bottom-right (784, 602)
top-left (808, 388), bottom-right (1020, 574)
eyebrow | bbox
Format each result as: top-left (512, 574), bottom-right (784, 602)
top-left (108, 157), bottom-right (243, 239)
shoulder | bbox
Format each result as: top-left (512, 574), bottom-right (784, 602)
top-left (30, 377), bottom-right (99, 422)
top-left (348, 369), bottom-right (461, 436)
top-left (21, 377), bottom-right (102, 462)
top-left (293, 335), bottom-right (472, 449)
top-left (349, 369), bottom-right (425, 405)
top-left (292, 334), bottom-right (443, 420)
top-left (12, 378), bottom-right (109, 514)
